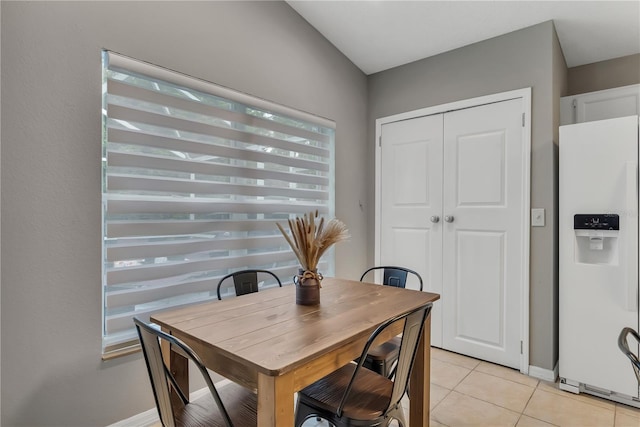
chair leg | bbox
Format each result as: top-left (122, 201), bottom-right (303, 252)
top-left (295, 399), bottom-right (319, 427)
top-left (378, 360), bottom-right (387, 377)
top-left (387, 405), bottom-right (407, 427)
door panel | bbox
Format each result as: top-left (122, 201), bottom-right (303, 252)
top-left (380, 114), bottom-right (443, 346)
top-left (457, 131), bottom-right (505, 205)
top-left (391, 228), bottom-right (431, 277)
top-left (443, 99), bottom-right (523, 369)
top-left (456, 231), bottom-right (505, 347)
top-left (393, 141), bottom-right (430, 205)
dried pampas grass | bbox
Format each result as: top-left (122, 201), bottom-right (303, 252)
top-left (277, 210), bottom-right (350, 273)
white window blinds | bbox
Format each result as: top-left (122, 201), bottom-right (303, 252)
top-left (101, 51), bottom-right (336, 357)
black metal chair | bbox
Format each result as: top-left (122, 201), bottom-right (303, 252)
top-left (216, 269), bottom-right (282, 300)
top-left (294, 302), bottom-right (433, 427)
top-left (618, 327), bottom-right (640, 384)
top-left (360, 266), bottom-right (424, 378)
top-left (133, 317), bottom-right (257, 427)
top-left (360, 266), bottom-right (424, 291)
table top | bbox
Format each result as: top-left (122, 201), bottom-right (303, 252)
top-left (151, 277), bottom-right (440, 377)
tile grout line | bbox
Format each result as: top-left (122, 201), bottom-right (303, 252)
top-left (439, 389), bottom-right (523, 418)
top-left (472, 366), bottom-right (540, 389)
top-left (430, 387), bottom-right (453, 416)
top-left (432, 349), bottom-right (639, 425)
top-left (442, 356), bottom-right (538, 424)
top-left (537, 381), bottom-right (618, 413)
top-left (519, 386), bottom-right (563, 427)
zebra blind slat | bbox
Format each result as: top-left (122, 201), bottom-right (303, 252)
top-left (106, 198), bottom-right (328, 215)
top-left (106, 264), bottom-right (301, 309)
top-left (107, 80), bottom-right (331, 145)
top-left (107, 104), bottom-right (330, 159)
top-left (107, 219), bottom-right (282, 238)
top-left (102, 51), bottom-right (335, 356)
top-left (107, 128), bottom-right (330, 172)
top-left (106, 151), bottom-right (330, 186)
top-left (106, 250), bottom-right (296, 285)
top-left (107, 174), bottom-right (329, 200)
top-left (106, 235), bottom-right (286, 261)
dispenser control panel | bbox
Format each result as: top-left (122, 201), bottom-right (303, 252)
top-left (574, 214), bottom-right (619, 230)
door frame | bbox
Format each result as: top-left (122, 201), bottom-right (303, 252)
top-left (374, 88), bottom-right (532, 374)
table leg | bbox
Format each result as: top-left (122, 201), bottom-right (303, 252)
top-left (409, 313), bottom-right (431, 427)
top-left (257, 371), bottom-right (294, 427)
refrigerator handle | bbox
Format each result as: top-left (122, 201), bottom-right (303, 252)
top-left (626, 161), bottom-right (638, 311)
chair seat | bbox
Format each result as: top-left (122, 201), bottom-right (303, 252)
top-left (298, 363), bottom-right (393, 421)
top-left (366, 336), bottom-right (401, 362)
top-left (363, 335), bottom-right (402, 377)
top-left (174, 382), bottom-right (257, 427)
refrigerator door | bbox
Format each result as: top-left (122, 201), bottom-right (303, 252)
top-left (559, 115), bottom-right (639, 399)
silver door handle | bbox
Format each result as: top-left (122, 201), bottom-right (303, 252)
top-left (444, 215), bottom-right (454, 223)
top-left (430, 216), bottom-right (440, 223)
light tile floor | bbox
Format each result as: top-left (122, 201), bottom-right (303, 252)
top-left (302, 347), bottom-right (640, 427)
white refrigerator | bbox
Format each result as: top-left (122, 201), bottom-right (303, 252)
top-left (559, 115), bottom-right (640, 406)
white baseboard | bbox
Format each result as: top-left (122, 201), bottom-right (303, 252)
top-left (528, 362), bottom-right (559, 382)
top-left (109, 380), bottom-right (230, 427)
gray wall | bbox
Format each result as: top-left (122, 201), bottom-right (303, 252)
top-left (367, 21), bottom-right (564, 371)
top-left (0, 2), bottom-right (367, 425)
top-left (568, 53), bottom-right (640, 95)
top-left (551, 24), bottom-right (568, 367)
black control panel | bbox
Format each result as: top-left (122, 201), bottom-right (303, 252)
top-left (574, 214), bottom-right (619, 230)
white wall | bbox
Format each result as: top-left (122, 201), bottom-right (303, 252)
top-left (0, 2), bottom-right (367, 425)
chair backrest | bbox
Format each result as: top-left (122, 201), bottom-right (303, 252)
top-left (388, 304), bottom-right (431, 408)
top-left (618, 327), bottom-right (640, 384)
top-left (360, 266), bottom-right (424, 291)
top-left (337, 302), bottom-right (433, 418)
top-left (133, 317), bottom-right (234, 427)
top-left (216, 269), bottom-right (282, 300)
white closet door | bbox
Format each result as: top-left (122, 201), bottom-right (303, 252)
top-left (380, 114), bottom-right (444, 347)
top-left (442, 98), bottom-right (524, 369)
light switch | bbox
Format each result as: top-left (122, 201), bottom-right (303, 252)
top-left (532, 208), bottom-right (545, 227)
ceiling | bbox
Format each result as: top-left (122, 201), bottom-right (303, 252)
top-left (287, 1), bottom-right (640, 75)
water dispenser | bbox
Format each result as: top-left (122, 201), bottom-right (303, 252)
top-left (574, 214), bottom-right (619, 265)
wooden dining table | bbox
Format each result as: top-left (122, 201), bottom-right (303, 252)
top-left (151, 277), bottom-right (440, 427)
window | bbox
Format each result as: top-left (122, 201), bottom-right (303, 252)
top-left (101, 51), bottom-right (335, 357)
